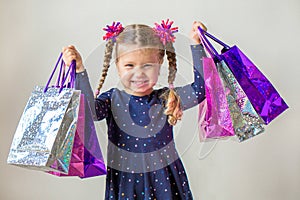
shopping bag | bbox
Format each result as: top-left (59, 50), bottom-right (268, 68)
top-left (81, 100), bottom-right (107, 178)
top-left (48, 95), bottom-right (107, 178)
top-left (198, 27), bottom-right (288, 124)
top-left (7, 54), bottom-right (80, 174)
top-left (216, 60), bottom-right (265, 142)
top-left (48, 94), bottom-right (85, 177)
top-left (198, 27), bottom-right (266, 141)
top-left (198, 57), bottom-right (235, 141)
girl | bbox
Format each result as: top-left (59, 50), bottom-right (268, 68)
top-left (63, 21), bottom-right (207, 200)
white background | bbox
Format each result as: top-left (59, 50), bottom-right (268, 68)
top-left (0, 0), bottom-right (299, 199)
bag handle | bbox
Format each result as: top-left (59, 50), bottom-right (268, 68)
top-left (44, 53), bottom-right (76, 93)
top-left (58, 60), bottom-right (76, 92)
top-left (202, 29), bottom-right (230, 49)
top-left (197, 26), bottom-right (231, 62)
top-left (55, 56), bottom-right (65, 88)
top-left (57, 60), bottom-right (76, 91)
top-left (197, 27), bottom-right (219, 61)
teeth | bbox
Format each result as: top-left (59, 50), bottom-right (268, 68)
top-left (132, 81), bottom-right (146, 83)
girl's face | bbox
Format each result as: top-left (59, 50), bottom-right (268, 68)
top-left (116, 48), bottom-right (163, 96)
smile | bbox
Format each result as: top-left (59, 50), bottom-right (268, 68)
top-left (131, 80), bottom-right (149, 87)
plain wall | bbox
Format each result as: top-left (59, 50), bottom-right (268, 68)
top-left (0, 0), bottom-right (299, 199)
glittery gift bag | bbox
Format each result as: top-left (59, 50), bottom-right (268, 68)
top-left (198, 27), bottom-right (288, 125)
top-left (7, 54), bottom-right (81, 174)
top-left (48, 94), bottom-right (85, 177)
top-left (48, 95), bottom-right (107, 178)
top-left (198, 28), bottom-right (267, 142)
top-left (216, 60), bottom-right (265, 142)
top-left (198, 57), bottom-right (235, 141)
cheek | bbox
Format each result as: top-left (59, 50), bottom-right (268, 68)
top-left (150, 68), bottom-right (160, 82)
top-left (118, 70), bottom-right (132, 82)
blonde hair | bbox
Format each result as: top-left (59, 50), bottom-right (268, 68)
top-left (96, 24), bottom-right (182, 125)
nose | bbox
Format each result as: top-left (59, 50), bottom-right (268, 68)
top-left (133, 66), bottom-right (145, 77)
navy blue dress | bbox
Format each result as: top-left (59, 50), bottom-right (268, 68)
top-left (76, 45), bottom-right (206, 200)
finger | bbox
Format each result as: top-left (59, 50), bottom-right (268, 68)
top-left (193, 21), bottom-right (207, 30)
top-left (62, 45), bottom-right (76, 53)
top-left (65, 49), bottom-right (74, 55)
top-left (67, 48), bottom-right (78, 55)
top-left (201, 25), bottom-right (207, 31)
top-left (62, 46), bottom-right (68, 53)
top-left (198, 22), bottom-right (207, 31)
top-left (62, 52), bottom-right (75, 63)
top-left (66, 54), bottom-right (77, 63)
top-left (193, 22), bottom-right (202, 31)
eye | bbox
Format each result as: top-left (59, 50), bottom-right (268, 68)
top-left (124, 64), bottom-right (134, 68)
top-left (143, 64), bottom-right (153, 68)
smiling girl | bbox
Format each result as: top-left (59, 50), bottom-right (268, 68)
top-left (62, 20), bottom-right (207, 200)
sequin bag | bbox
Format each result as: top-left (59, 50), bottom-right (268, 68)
top-left (217, 61), bottom-right (265, 142)
top-left (198, 28), bottom-right (265, 142)
top-left (198, 57), bottom-right (235, 141)
top-left (7, 54), bottom-right (80, 174)
top-left (198, 27), bottom-right (288, 125)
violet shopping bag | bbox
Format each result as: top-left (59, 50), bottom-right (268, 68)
top-left (198, 28), bottom-right (265, 142)
top-left (7, 54), bottom-right (80, 174)
top-left (80, 99), bottom-right (107, 178)
top-left (198, 27), bottom-right (288, 124)
top-left (198, 57), bottom-right (235, 141)
top-left (49, 95), bottom-right (107, 178)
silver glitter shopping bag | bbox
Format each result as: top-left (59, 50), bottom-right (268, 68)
top-left (216, 60), bottom-right (265, 142)
top-left (7, 54), bottom-right (81, 174)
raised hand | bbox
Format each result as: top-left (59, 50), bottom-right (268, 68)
top-left (62, 45), bottom-right (85, 73)
top-left (190, 21), bottom-right (207, 44)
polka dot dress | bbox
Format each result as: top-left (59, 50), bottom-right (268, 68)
top-left (78, 44), bottom-right (206, 200)
top-left (96, 85), bottom-right (204, 200)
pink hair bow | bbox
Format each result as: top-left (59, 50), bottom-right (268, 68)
top-left (153, 19), bottom-right (178, 45)
top-left (102, 22), bottom-right (124, 42)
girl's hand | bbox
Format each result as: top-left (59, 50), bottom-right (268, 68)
top-left (62, 45), bottom-right (85, 73)
top-left (190, 21), bottom-right (207, 44)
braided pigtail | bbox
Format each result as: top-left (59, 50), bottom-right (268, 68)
top-left (163, 42), bottom-right (183, 126)
top-left (95, 39), bottom-right (115, 97)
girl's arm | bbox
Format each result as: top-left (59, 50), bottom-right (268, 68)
top-left (61, 45), bottom-right (111, 121)
top-left (75, 70), bottom-right (111, 121)
top-left (174, 21), bottom-right (207, 111)
top-left (75, 70), bottom-right (96, 119)
top-left (175, 44), bottom-right (206, 111)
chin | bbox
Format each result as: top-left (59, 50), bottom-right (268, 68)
top-left (134, 88), bottom-right (152, 94)
top-left (127, 87), bottom-right (153, 96)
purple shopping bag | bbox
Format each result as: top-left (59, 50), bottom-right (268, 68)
top-left (80, 99), bottom-right (107, 178)
top-left (198, 57), bottom-right (235, 141)
top-left (198, 27), bottom-right (288, 124)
